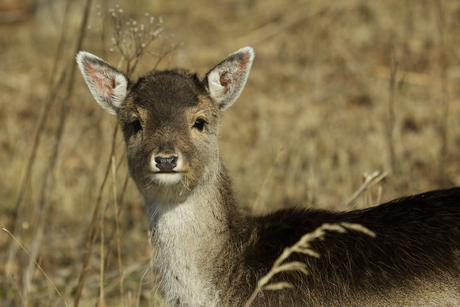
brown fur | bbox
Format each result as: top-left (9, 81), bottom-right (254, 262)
top-left (77, 48), bottom-right (460, 307)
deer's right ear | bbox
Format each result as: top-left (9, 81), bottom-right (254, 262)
top-left (76, 51), bottom-right (129, 115)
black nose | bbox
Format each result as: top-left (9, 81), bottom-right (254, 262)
top-left (155, 155), bottom-right (178, 172)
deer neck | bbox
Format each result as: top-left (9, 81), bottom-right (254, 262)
top-left (143, 161), bottom-right (240, 306)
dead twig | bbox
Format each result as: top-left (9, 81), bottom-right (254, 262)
top-left (2, 224), bottom-right (69, 307)
top-left (342, 170), bottom-right (388, 209)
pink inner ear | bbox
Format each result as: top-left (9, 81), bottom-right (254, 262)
top-left (85, 63), bottom-right (115, 97)
top-left (217, 53), bottom-right (251, 95)
top-left (239, 54), bottom-right (249, 70)
top-left (226, 54), bottom-right (250, 93)
top-left (220, 71), bottom-right (229, 93)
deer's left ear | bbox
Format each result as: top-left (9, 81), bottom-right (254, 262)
top-left (76, 51), bottom-right (130, 115)
top-left (204, 47), bottom-right (254, 111)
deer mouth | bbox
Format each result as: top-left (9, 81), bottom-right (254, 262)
top-left (149, 171), bottom-right (184, 185)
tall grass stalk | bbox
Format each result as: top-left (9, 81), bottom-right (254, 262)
top-left (386, 43), bottom-right (399, 176)
top-left (4, 0), bottom-right (92, 303)
top-left (2, 224), bottom-right (69, 307)
top-left (23, 0), bottom-right (94, 302)
top-left (436, 0), bottom-right (449, 187)
top-left (342, 170), bottom-right (388, 209)
top-left (74, 125), bottom-right (118, 307)
top-left (243, 223), bottom-right (375, 307)
top-left (251, 150), bottom-right (283, 213)
top-left (5, 0), bottom-right (72, 293)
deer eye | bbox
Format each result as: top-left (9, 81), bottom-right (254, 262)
top-left (192, 118), bottom-right (206, 131)
top-left (128, 119), bottom-right (142, 134)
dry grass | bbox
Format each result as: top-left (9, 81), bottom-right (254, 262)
top-left (243, 223), bottom-right (375, 307)
top-left (1, 0), bottom-right (460, 306)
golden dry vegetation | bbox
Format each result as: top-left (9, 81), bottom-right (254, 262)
top-left (1, 0), bottom-right (460, 306)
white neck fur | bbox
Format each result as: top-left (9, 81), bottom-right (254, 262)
top-left (144, 176), bottom-right (228, 307)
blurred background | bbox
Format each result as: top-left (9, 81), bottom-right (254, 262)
top-left (1, 0), bottom-right (459, 305)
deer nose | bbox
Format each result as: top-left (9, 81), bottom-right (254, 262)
top-left (154, 155), bottom-right (178, 172)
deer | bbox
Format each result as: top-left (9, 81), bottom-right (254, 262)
top-left (76, 47), bottom-right (460, 307)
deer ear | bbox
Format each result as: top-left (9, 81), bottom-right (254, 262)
top-left (76, 51), bottom-right (129, 115)
top-left (204, 47), bottom-right (254, 111)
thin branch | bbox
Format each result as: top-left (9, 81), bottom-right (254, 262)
top-left (74, 124), bottom-right (118, 307)
top-left (436, 0), bottom-right (449, 186)
top-left (2, 224), bottom-right (69, 307)
top-left (386, 43), bottom-right (399, 175)
top-left (342, 170), bottom-right (388, 209)
top-left (251, 150), bottom-right (283, 214)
